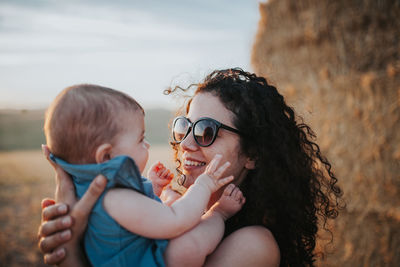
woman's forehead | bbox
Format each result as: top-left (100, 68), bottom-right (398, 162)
top-left (187, 92), bottom-right (234, 124)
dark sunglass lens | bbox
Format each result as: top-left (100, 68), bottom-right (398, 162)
top-left (194, 120), bottom-right (216, 146)
top-left (173, 118), bottom-right (189, 142)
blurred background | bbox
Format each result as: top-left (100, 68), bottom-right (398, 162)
top-left (0, 0), bottom-right (399, 266)
top-left (0, 1), bottom-right (259, 266)
top-left (0, 0), bottom-right (259, 110)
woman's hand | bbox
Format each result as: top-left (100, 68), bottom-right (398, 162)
top-left (38, 145), bottom-right (107, 265)
top-left (38, 199), bottom-right (70, 264)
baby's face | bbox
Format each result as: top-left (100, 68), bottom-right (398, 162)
top-left (111, 111), bottom-right (149, 173)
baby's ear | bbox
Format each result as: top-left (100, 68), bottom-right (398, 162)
top-left (95, 144), bottom-right (112, 163)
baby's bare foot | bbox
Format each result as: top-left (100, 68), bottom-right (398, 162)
top-left (147, 162), bottom-right (174, 197)
top-left (213, 184), bottom-right (245, 220)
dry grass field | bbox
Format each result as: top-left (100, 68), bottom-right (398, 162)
top-left (252, 0), bottom-right (400, 265)
top-left (0, 146), bottom-right (173, 267)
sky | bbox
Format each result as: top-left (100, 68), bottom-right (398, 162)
top-left (0, 0), bottom-right (262, 110)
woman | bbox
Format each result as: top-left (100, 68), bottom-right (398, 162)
top-left (38, 68), bottom-right (343, 266)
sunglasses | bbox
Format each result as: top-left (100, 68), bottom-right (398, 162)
top-left (172, 116), bottom-right (241, 147)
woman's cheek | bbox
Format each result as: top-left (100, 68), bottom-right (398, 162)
top-left (182, 173), bottom-right (197, 188)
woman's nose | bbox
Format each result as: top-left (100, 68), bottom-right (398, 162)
top-left (179, 129), bottom-right (198, 151)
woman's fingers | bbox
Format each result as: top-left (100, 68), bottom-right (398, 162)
top-left (39, 215), bottom-right (72, 237)
top-left (42, 144), bottom-right (77, 204)
top-left (39, 202), bottom-right (69, 240)
top-left (38, 176), bottom-right (106, 265)
top-left (42, 144), bottom-right (57, 168)
top-left (43, 247), bottom-right (66, 265)
top-left (54, 167), bottom-right (76, 204)
top-left (72, 175), bottom-right (107, 220)
top-left (39, 229), bottom-right (71, 253)
top-left (42, 203), bottom-right (68, 221)
top-left (41, 198), bottom-right (55, 209)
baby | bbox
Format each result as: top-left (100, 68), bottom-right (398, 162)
top-left (44, 84), bottom-right (245, 267)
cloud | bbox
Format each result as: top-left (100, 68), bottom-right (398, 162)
top-left (0, 0), bottom-right (260, 108)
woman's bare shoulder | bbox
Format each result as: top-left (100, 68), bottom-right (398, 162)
top-left (205, 226), bottom-right (280, 267)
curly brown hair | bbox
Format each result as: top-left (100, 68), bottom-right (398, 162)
top-left (165, 68), bottom-right (343, 266)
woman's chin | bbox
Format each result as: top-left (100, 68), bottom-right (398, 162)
top-left (182, 165), bottom-right (205, 185)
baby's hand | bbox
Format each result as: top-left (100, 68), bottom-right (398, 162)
top-left (147, 162), bottom-right (174, 197)
top-left (194, 154), bottom-right (234, 193)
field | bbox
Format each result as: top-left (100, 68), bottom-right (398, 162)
top-left (0, 146), bottom-right (173, 267)
top-left (0, 108), bottom-right (174, 151)
top-left (0, 108), bottom-right (176, 266)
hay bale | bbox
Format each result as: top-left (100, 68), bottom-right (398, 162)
top-left (251, 0), bottom-right (400, 265)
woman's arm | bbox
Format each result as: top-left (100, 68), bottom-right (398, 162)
top-left (37, 145), bottom-right (107, 266)
top-left (204, 226), bottom-right (280, 267)
top-left (38, 199), bottom-right (71, 264)
top-left (38, 175), bottom-right (107, 266)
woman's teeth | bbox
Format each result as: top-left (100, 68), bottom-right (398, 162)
top-left (184, 160), bottom-right (206, 166)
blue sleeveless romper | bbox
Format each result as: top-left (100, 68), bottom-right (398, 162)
top-left (50, 155), bottom-right (168, 267)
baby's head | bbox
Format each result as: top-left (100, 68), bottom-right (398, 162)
top-left (44, 84), bottom-right (149, 171)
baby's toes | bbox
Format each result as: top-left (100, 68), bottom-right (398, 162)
top-left (230, 187), bottom-right (245, 204)
top-left (223, 184), bottom-right (236, 196)
top-left (164, 169), bottom-right (170, 177)
top-left (229, 187), bottom-right (238, 200)
top-left (160, 169), bottom-right (168, 178)
top-left (156, 168), bottom-right (165, 176)
top-left (240, 196), bottom-right (246, 205)
top-left (235, 189), bottom-right (244, 202)
top-left (153, 162), bottom-right (163, 171)
top-left (237, 191), bottom-right (245, 204)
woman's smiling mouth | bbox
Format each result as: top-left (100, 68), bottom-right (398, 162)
top-left (182, 158), bottom-right (207, 171)
top-left (184, 160), bottom-right (206, 166)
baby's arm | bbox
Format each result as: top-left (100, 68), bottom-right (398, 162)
top-left (104, 154), bottom-right (233, 239)
top-left (147, 161), bottom-right (174, 197)
top-left (159, 184), bottom-right (182, 206)
top-left (164, 184), bottom-right (245, 267)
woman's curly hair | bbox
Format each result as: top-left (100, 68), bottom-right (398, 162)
top-left (165, 68), bottom-right (343, 266)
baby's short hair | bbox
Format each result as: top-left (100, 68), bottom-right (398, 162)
top-left (44, 84), bottom-right (143, 163)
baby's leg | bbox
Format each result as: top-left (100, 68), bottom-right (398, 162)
top-left (164, 184), bottom-right (245, 267)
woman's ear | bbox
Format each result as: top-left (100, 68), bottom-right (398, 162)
top-left (95, 143), bottom-right (112, 163)
top-left (245, 157), bottom-right (256, 170)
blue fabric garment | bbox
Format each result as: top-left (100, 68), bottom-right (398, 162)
top-left (50, 154), bottom-right (168, 267)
